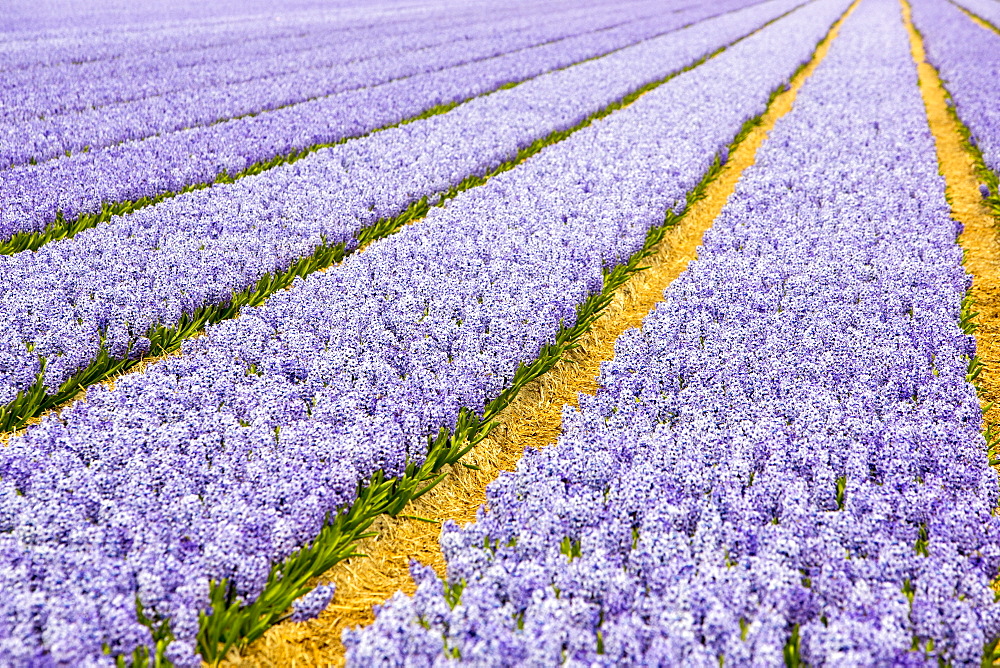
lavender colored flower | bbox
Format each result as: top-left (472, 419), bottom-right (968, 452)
top-left (0, 0), bottom-right (453, 36)
top-left (0, 3), bottom-right (664, 125)
top-left (950, 0), bottom-right (1000, 27)
top-left (348, 0), bottom-right (1000, 664)
top-left (0, 0), bottom-right (848, 663)
top-left (290, 584), bottom-right (336, 622)
top-left (0, 0), bottom-right (663, 70)
top-left (0, 1), bottom-right (688, 169)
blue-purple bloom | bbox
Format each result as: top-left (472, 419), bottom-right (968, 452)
top-left (0, 1), bottom-right (675, 168)
top-left (950, 0), bottom-right (1000, 28)
top-left (0, 0), bottom-right (766, 242)
top-left (0, 4), bottom-right (652, 125)
top-left (290, 584), bottom-right (336, 623)
top-left (0, 0), bottom-right (807, 415)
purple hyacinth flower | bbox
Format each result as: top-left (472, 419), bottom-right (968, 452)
top-left (290, 584), bottom-right (336, 623)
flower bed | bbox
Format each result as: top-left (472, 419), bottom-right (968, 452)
top-left (0, 0), bottom-right (849, 662)
top-left (0, 3), bottom-right (657, 124)
top-left (949, 0), bottom-right (1000, 28)
top-left (347, 0), bottom-right (1000, 663)
top-left (0, 2), bottom-right (678, 168)
top-left (0, 0), bottom-right (763, 244)
top-left (0, 0), bottom-right (807, 431)
top-left (909, 0), bottom-right (1000, 205)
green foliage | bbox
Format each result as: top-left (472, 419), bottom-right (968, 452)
top-left (983, 636), bottom-right (1000, 668)
top-left (961, 294), bottom-right (980, 335)
top-left (103, 598), bottom-right (173, 667)
top-left (835, 475), bottom-right (847, 510)
top-left (915, 523), bottom-right (930, 557)
top-left (560, 536), bottom-right (582, 561)
top-left (444, 579), bottom-right (466, 610)
top-left (783, 624), bottom-right (801, 668)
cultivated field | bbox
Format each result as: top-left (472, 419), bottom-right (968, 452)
top-left (1, 0), bottom-right (1000, 664)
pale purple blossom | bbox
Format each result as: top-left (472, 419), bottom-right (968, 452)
top-left (291, 584), bottom-right (336, 622)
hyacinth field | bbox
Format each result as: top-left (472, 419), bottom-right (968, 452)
top-left (3, 0), bottom-right (1000, 665)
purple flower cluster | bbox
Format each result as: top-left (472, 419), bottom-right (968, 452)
top-left (0, 4), bottom-right (463, 110)
top-left (0, 1), bottom-right (848, 663)
top-left (347, 1), bottom-right (1000, 664)
top-left (909, 0), bottom-right (1000, 180)
top-left (0, 0), bottom-right (766, 241)
top-left (0, 1), bottom-right (683, 169)
top-left (0, 0), bottom-right (664, 68)
top-left (290, 584), bottom-right (336, 623)
top-left (0, 0), bottom-right (441, 37)
top-left (0, 20), bottom-right (515, 123)
top-left (0, 0), bottom-right (804, 412)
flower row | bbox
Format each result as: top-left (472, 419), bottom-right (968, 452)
top-left (347, 0), bottom-right (1000, 664)
top-left (0, 2), bottom-right (656, 124)
top-left (0, 0), bottom-right (804, 422)
top-left (0, 1), bottom-right (849, 663)
top-left (0, 0), bottom-right (759, 242)
top-left (0, 1), bottom-right (442, 70)
top-left (0, 4), bottom-right (488, 121)
top-left (0, 1), bottom-right (684, 168)
top-left (0, 4), bottom-right (614, 124)
top-left (951, 0), bottom-right (1000, 28)
top-left (0, 3), bottom-right (660, 166)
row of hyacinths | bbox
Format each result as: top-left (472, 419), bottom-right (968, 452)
top-left (909, 0), bottom-right (1000, 210)
top-left (0, 0), bottom-right (667, 168)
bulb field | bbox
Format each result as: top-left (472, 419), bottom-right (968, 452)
top-left (2, 0), bottom-right (1000, 664)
